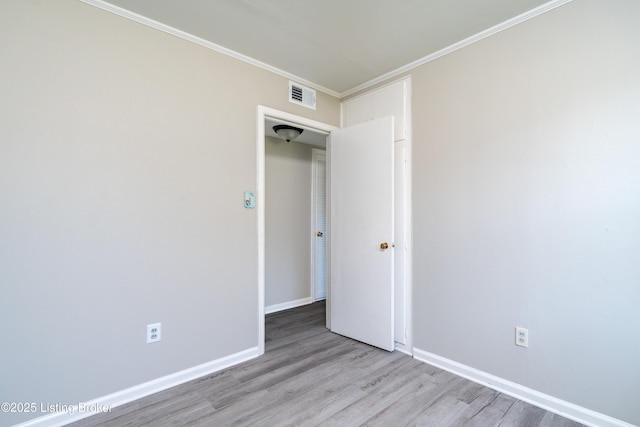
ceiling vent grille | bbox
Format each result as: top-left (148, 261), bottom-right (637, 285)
top-left (289, 81), bottom-right (316, 110)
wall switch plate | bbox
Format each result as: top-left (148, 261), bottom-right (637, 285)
top-left (147, 323), bottom-right (161, 344)
top-left (244, 191), bottom-right (255, 209)
top-left (515, 327), bottom-right (528, 348)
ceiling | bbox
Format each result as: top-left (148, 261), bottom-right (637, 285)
top-left (92, 0), bottom-right (558, 96)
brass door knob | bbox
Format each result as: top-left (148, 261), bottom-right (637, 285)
top-left (380, 242), bottom-right (389, 249)
top-left (317, 231), bottom-right (323, 237)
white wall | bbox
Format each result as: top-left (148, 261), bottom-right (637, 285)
top-left (265, 137), bottom-right (318, 308)
top-left (0, 1), bottom-right (339, 425)
top-left (411, 1), bottom-right (640, 424)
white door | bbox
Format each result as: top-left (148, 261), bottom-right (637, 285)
top-left (330, 116), bottom-right (394, 351)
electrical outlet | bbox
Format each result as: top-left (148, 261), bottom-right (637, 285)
top-left (515, 327), bottom-right (528, 348)
top-left (147, 323), bottom-right (161, 344)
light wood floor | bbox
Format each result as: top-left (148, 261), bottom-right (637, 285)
top-left (72, 301), bottom-right (583, 426)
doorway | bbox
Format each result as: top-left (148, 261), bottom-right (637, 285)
top-left (257, 99), bottom-right (412, 356)
top-left (257, 106), bottom-right (337, 355)
top-left (263, 120), bottom-right (328, 314)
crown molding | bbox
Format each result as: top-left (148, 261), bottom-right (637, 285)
top-left (81, 0), bottom-right (573, 100)
top-left (339, 0), bottom-right (574, 98)
top-left (79, 0), bottom-right (341, 98)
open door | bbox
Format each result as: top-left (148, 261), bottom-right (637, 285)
top-left (330, 116), bottom-right (394, 351)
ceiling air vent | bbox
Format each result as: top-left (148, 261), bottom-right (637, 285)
top-left (289, 81), bottom-right (316, 110)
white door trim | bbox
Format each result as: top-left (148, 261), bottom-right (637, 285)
top-left (397, 77), bottom-right (413, 354)
top-left (256, 106), bottom-right (337, 355)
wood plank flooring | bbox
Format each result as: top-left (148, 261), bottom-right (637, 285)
top-left (71, 301), bottom-right (584, 426)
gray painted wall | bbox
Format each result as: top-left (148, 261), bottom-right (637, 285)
top-left (411, 1), bottom-right (640, 424)
top-left (265, 137), bottom-right (318, 307)
top-left (0, 2), bottom-right (339, 425)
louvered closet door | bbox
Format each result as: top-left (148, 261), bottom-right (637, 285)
top-left (313, 150), bottom-right (327, 301)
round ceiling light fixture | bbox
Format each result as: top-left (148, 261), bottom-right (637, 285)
top-left (273, 124), bottom-right (304, 143)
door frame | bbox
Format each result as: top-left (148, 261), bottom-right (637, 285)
top-left (256, 102), bottom-right (413, 356)
top-left (257, 105), bottom-right (337, 355)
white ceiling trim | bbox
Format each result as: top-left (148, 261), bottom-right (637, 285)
top-left (81, 0), bottom-right (573, 100)
top-left (80, 0), bottom-right (341, 98)
top-left (341, 0), bottom-right (574, 98)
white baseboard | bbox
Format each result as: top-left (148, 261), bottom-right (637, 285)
top-left (413, 348), bottom-right (634, 427)
top-left (265, 297), bottom-right (314, 314)
top-left (15, 347), bottom-right (260, 427)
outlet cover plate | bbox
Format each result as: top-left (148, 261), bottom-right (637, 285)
top-left (515, 326), bottom-right (528, 348)
top-left (147, 323), bottom-right (161, 344)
